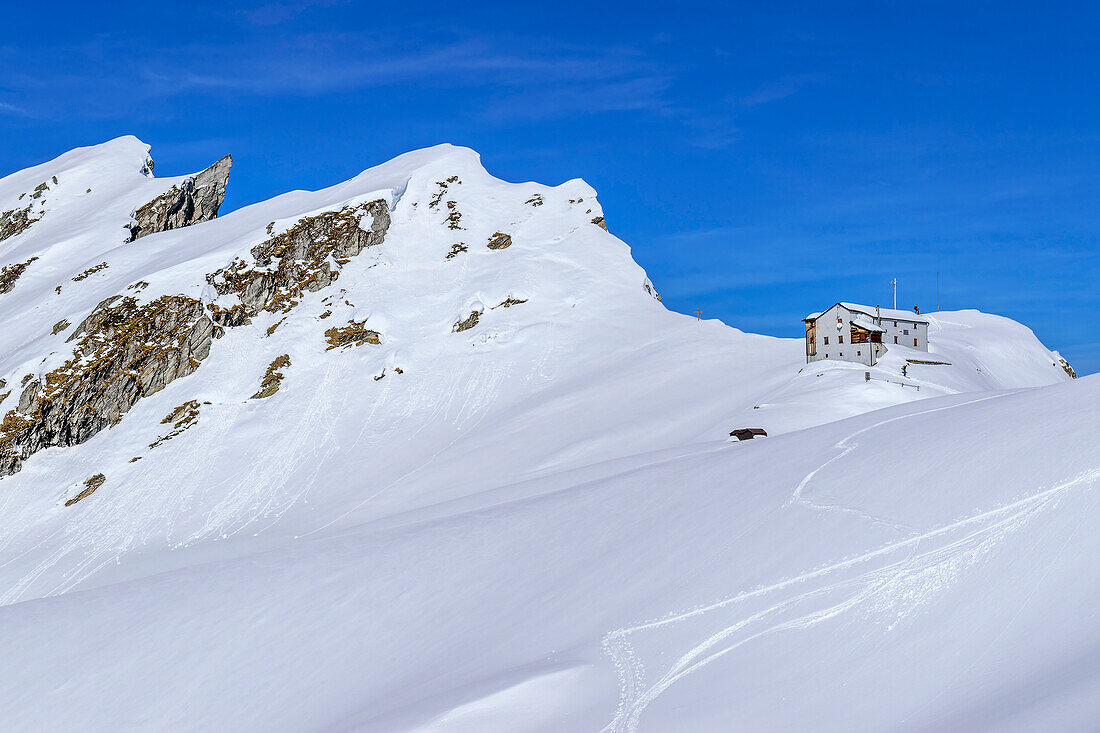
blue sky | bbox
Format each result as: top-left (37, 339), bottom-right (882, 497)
top-left (3, 1), bottom-right (1098, 373)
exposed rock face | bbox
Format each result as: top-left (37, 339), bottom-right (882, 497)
top-left (324, 322), bottom-right (380, 350)
top-left (65, 473), bottom-right (106, 506)
top-left (71, 262), bottom-right (109, 281)
top-left (206, 200), bottom-right (389, 324)
top-left (252, 355), bottom-right (291, 398)
top-left (149, 400), bottom-right (201, 448)
top-left (453, 311), bottom-right (480, 332)
top-left (1059, 357), bottom-right (1077, 379)
top-left (486, 232), bottom-right (512, 250)
top-left (0, 295), bottom-right (214, 476)
top-left (127, 154), bottom-right (232, 241)
top-left (0, 257), bottom-right (39, 295)
top-left (591, 216), bottom-right (607, 231)
top-left (0, 205), bottom-right (41, 242)
top-left (0, 198), bottom-right (390, 477)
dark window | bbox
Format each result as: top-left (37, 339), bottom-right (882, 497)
top-left (839, 335), bottom-right (844, 343)
top-left (824, 336), bottom-right (829, 345)
top-left (904, 329), bottom-right (909, 335)
top-left (914, 338), bottom-right (918, 346)
top-left (857, 350), bottom-right (861, 356)
top-left (893, 321), bottom-right (898, 327)
top-left (894, 336), bottom-right (898, 344)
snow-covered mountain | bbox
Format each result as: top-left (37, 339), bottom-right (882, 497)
top-left (0, 138), bottom-right (1093, 731)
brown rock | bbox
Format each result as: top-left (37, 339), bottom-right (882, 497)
top-left (486, 232), bottom-right (512, 250)
top-left (0, 295), bottom-right (214, 476)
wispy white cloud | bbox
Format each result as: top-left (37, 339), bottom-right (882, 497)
top-left (0, 34), bottom-right (672, 122)
top-left (0, 100), bottom-right (31, 117)
top-left (481, 75), bottom-right (673, 120)
top-left (731, 75), bottom-right (820, 108)
top-left (160, 38), bottom-right (663, 96)
top-left (237, 0), bottom-right (352, 26)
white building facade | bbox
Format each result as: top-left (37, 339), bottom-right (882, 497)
top-left (804, 302), bottom-right (929, 366)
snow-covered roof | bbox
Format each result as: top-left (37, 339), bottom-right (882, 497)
top-left (850, 318), bottom-right (886, 333)
top-left (804, 302), bottom-right (928, 324)
top-left (841, 302), bottom-right (929, 323)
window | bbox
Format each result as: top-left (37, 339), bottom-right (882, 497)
top-left (893, 321), bottom-right (898, 327)
top-left (857, 350), bottom-right (861, 356)
top-left (903, 329), bottom-right (909, 335)
top-left (894, 336), bottom-right (898, 344)
top-left (824, 336), bottom-right (829, 345)
top-left (839, 335), bottom-right (844, 343)
top-left (914, 338), bottom-right (918, 346)
top-left (839, 352), bottom-right (843, 356)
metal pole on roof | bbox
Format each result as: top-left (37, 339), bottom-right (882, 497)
top-left (892, 278), bottom-right (897, 310)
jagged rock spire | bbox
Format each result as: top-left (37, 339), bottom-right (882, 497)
top-left (127, 154), bottom-right (232, 241)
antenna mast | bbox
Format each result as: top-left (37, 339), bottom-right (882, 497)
top-left (892, 278), bottom-right (897, 310)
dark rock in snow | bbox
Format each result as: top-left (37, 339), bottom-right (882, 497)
top-left (128, 154), bottom-right (232, 241)
top-left (206, 199), bottom-right (390, 320)
top-left (486, 232), bottom-right (512, 250)
top-left (0, 295), bottom-right (214, 476)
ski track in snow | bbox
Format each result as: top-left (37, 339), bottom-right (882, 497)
top-left (601, 392), bottom-right (1099, 732)
top-left (786, 393), bottom-right (1010, 534)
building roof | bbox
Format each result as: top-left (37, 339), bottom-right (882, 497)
top-left (804, 302), bottom-right (929, 324)
top-left (850, 317), bottom-right (886, 333)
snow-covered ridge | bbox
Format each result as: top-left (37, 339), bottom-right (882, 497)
top-left (0, 138), bottom-right (1092, 731)
top-left (0, 137), bottom-right (695, 581)
top-left (0, 141), bottom-right (645, 465)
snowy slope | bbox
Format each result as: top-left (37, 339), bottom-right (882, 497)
top-left (2, 378), bottom-right (1096, 732)
top-left (0, 139), bottom-right (1092, 732)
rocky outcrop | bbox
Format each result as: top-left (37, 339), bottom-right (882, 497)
top-left (486, 232), bottom-right (512, 250)
top-left (0, 205), bottom-right (41, 242)
top-left (206, 200), bottom-right (389, 324)
top-left (252, 356), bottom-right (291, 398)
top-left (324, 323), bottom-right (380, 350)
top-left (0, 295), bottom-right (214, 476)
top-left (127, 154), bottom-right (232, 241)
top-left (453, 311), bottom-right (480, 332)
top-left (65, 473), bottom-right (105, 506)
top-left (149, 400), bottom-right (201, 448)
top-left (0, 198), bottom-right (391, 477)
top-left (0, 257), bottom-right (38, 295)
top-left (71, 262), bottom-right (109, 281)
